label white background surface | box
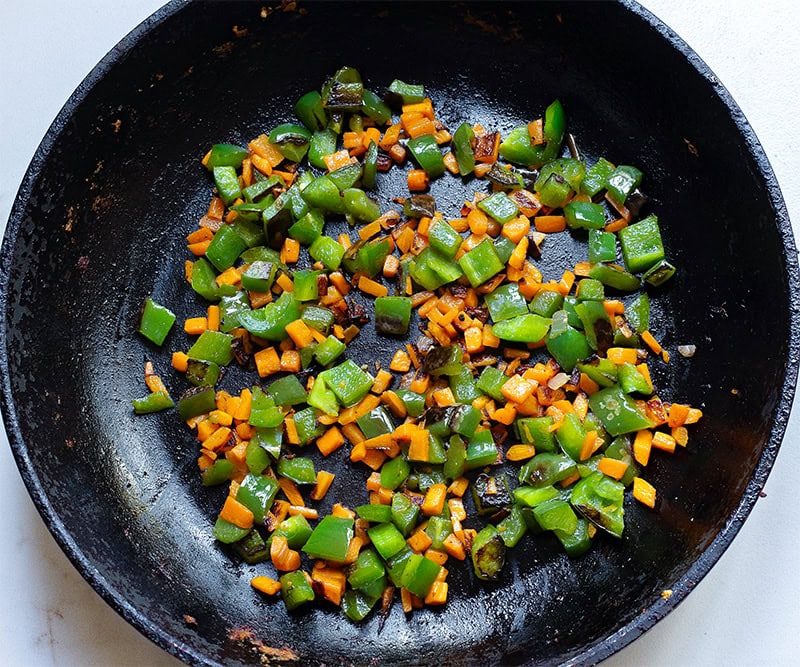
[0,1,798,665]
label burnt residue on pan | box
[0,2,797,666]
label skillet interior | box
[1,1,797,665]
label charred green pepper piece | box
[519,452,578,487]
[321,66,364,111]
[571,471,625,537]
[177,386,216,420]
[472,473,512,518]
[471,525,506,581]
[422,344,463,376]
[375,296,412,335]
[185,358,220,387]
[295,90,328,132]
[232,529,271,564]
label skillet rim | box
[0,1,797,665]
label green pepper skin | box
[236,474,280,525]
[238,292,301,341]
[492,313,552,343]
[132,391,174,414]
[138,298,176,346]
[471,525,506,581]
[206,143,249,170]
[588,385,654,436]
[452,122,476,176]
[618,215,665,274]
[302,516,354,562]
[571,471,625,537]
[407,134,445,178]
[280,571,316,611]
[295,90,328,132]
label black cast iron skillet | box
[1,1,797,665]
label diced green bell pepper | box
[138,298,176,346]
[236,474,279,525]
[452,122,475,176]
[388,79,424,104]
[564,201,605,230]
[212,165,241,205]
[280,570,316,611]
[588,229,617,263]
[238,292,301,341]
[309,236,345,270]
[492,313,552,343]
[206,143,249,170]
[458,239,505,287]
[323,360,374,407]
[477,192,519,224]
[606,165,643,205]
[485,283,528,322]
[295,90,328,132]
[187,330,233,366]
[471,525,506,581]
[407,134,445,178]
[588,384,654,436]
[618,214,664,274]
[571,471,625,537]
[302,515,354,562]
[314,335,346,366]
[132,391,174,414]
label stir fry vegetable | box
[135,67,702,620]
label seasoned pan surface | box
[1,1,797,665]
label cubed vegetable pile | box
[135,67,702,621]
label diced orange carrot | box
[171,351,189,372]
[285,319,315,348]
[250,576,282,595]
[597,457,629,480]
[633,477,657,508]
[358,275,389,298]
[421,483,447,516]
[606,347,639,365]
[184,317,208,335]
[633,429,653,466]
[278,477,305,507]
[407,530,433,553]
[506,444,536,462]
[534,215,567,233]
[448,477,469,498]
[219,496,254,529]
[270,535,301,571]
[652,431,677,453]
[501,374,536,404]
[316,426,345,456]
[407,169,430,192]
[424,581,448,606]
[254,346,281,377]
